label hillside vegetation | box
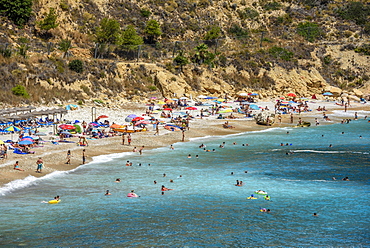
[0,0,369,106]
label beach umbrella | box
[157,101,166,104]
[185,107,197,110]
[205,96,217,99]
[89,122,100,127]
[249,104,260,110]
[218,109,233,113]
[59,124,75,130]
[73,124,82,133]
[179,97,188,100]
[249,93,258,96]
[110,124,124,129]
[134,120,150,126]
[98,115,108,119]
[4,126,21,132]
[287,93,297,97]
[163,108,173,111]
[217,99,226,102]
[22,136,34,140]
[238,92,248,97]
[21,138,34,142]
[279,97,285,100]
[19,140,33,145]
[197,95,207,99]
[132,117,144,122]
[323,92,333,96]
[0,140,4,145]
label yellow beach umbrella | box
[157,101,166,104]
[217,99,226,102]
[0,140,4,145]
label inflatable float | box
[48,200,61,204]
[255,190,268,195]
[127,193,139,198]
[247,196,257,199]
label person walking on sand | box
[36,157,43,173]
[14,161,24,171]
[122,133,126,145]
[66,150,71,164]
[127,133,132,146]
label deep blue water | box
[0,119,369,247]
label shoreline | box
[0,101,369,192]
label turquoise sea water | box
[0,119,369,247]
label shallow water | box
[0,119,369,247]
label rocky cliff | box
[0,0,369,106]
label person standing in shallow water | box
[82,149,86,164]
[66,150,71,164]
[36,157,43,173]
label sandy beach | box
[0,99,368,188]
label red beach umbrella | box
[185,107,197,110]
[98,115,109,119]
[132,117,144,122]
[287,93,297,97]
[163,108,173,111]
[59,124,75,130]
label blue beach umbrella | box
[19,140,33,145]
[249,104,260,110]
[4,126,21,132]
[323,92,333,96]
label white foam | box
[89,152,136,164]
[0,170,73,196]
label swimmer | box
[212,149,216,152]
[196,155,199,158]
[170,145,174,150]
[188,154,191,158]
[170,179,174,183]
[313,213,318,216]
[235,180,240,186]
[329,144,332,147]
[266,209,271,213]
[154,180,157,184]
[332,177,336,180]
[115,178,121,182]
[244,171,248,173]
[219,145,224,148]
[231,172,234,175]
[342,177,349,181]
[239,180,243,186]
[161,185,173,191]
[125,161,130,166]
[264,195,270,200]
[105,190,111,195]
[163,173,166,177]
[233,142,237,145]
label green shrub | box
[228,24,249,38]
[37,8,59,31]
[238,7,259,20]
[60,0,69,11]
[148,85,157,91]
[297,21,322,42]
[204,25,221,40]
[323,55,332,65]
[337,2,369,26]
[140,9,151,17]
[12,85,29,98]
[0,0,33,26]
[268,46,293,61]
[354,44,370,55]
[68,59,84,73]
[0,47,12,58]
[263,1,281,11]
